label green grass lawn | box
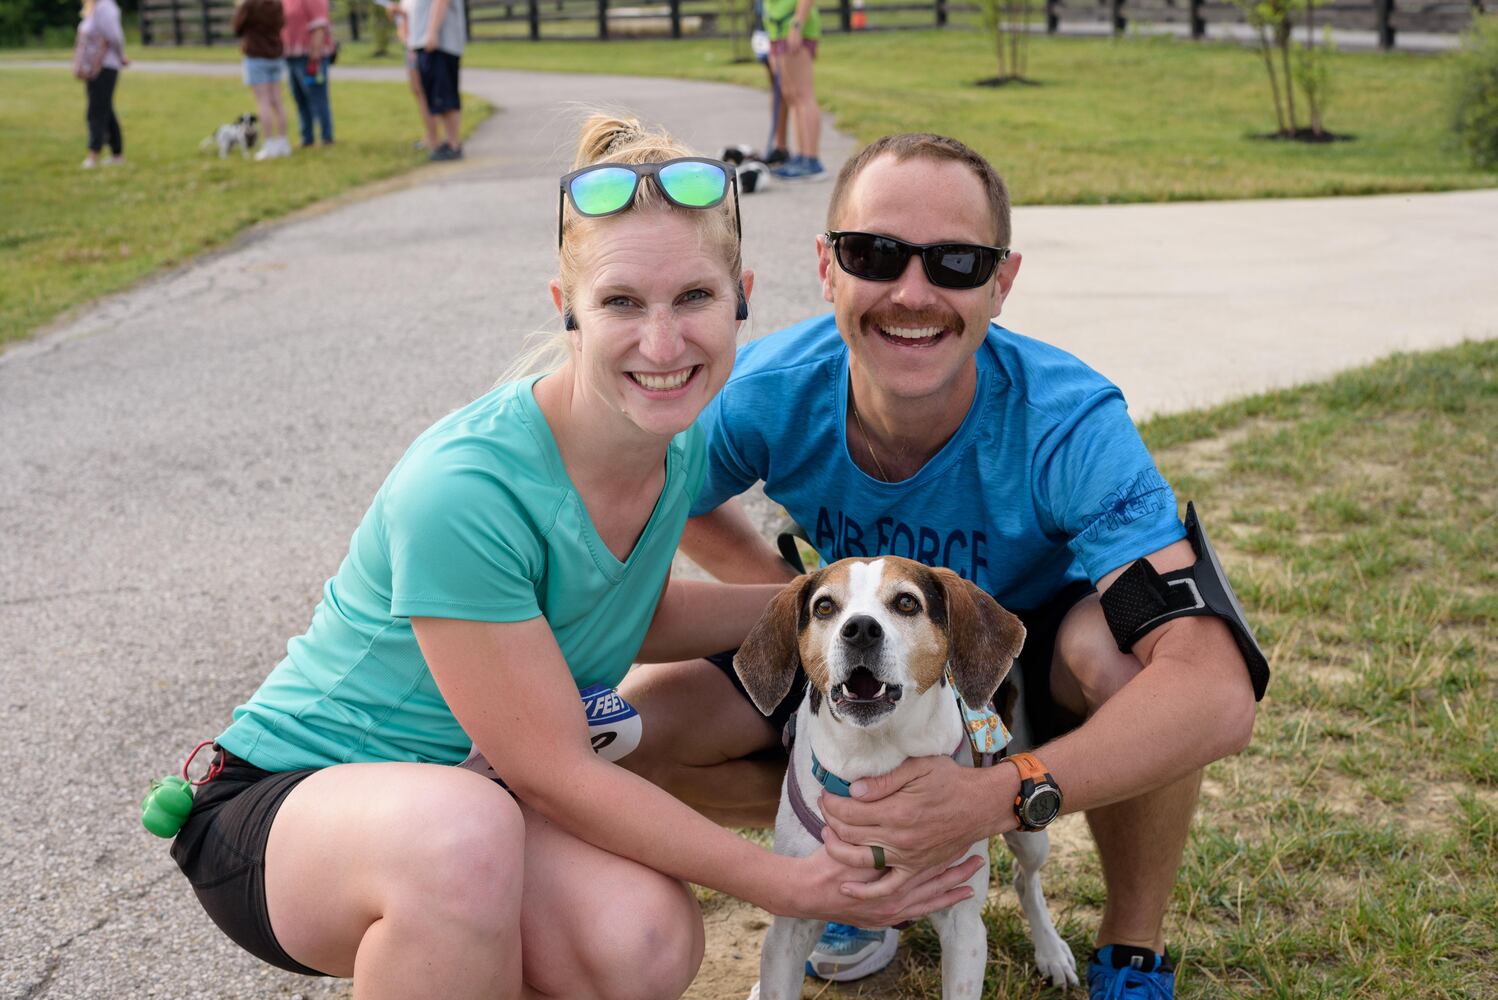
[0,68,489,345]
[696,341,1496,999]
[3,30,1493,342]
[11,28,1496,206]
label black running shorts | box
[169,750,326,977]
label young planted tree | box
[977,0,1037,85]
[1238,0,1335,139]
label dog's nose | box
[840,614,883,650]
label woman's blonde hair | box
[498,112,742,384]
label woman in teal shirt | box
[168,114,980,998]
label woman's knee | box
[387,775,528,931]
[582,873,702,1000]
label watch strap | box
[1006,751,1051,785]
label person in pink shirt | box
[281,0,334,147]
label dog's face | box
[735,556,1025,729]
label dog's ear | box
[931,566,1026,710]
[734,571,818,717]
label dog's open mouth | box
[832,666,902,707]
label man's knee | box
[1053,596,1142,716]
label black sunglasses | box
[825,230,1010,289]
[558,157,741,247]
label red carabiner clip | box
[182,740,223,787]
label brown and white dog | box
[735,556,1079,999]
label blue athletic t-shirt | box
[691,315,1185,609]
[220,376,706,771]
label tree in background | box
[2,0,109,46]
[1238,0,1335,139]
[976,0,1037,85]
[1450,15,1498,168]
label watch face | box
[1024,786,1062,827]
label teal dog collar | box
[811,750,855,797]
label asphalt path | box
[2,61,1494,999]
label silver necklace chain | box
[850,393,892,482]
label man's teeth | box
[881,325,943,340]
[631,367,694,390]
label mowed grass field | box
[3,30,1494,342]
[15,27,1494,204]
[0,68,489,345]
[689,341,1497,999]
[441,30,1498,204]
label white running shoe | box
[806,923,900,981]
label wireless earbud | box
[564,308,577,331]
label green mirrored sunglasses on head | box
[558,157,741,247]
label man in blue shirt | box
[620,133,1260,997]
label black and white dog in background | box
[202,113,260,159]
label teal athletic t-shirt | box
[219,376,706,771]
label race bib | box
[459,683,644,781]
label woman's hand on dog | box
[788,847,984,926]
[819,754,1016,874]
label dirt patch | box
[975,76,1043,88]
[1252,128,1355,143]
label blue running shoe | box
[1088,945,1175,999]
[805,923,899,982]
[771,155,811,179]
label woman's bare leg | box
[778,49,820,160]
[263,761,703,999]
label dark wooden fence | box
[141,0,1491,49]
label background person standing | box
[281,0,334,147]
[764,0,824,181]
[231,0,291,160]
[392,0,438,151]
[77,0,127,169]
[408,0,465,161]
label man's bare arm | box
[680,499,799,584]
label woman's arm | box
[634,576,783,663]
[413,614,983,926]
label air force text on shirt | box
[813,507,990,580]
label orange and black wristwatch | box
[1006,752,1063,831]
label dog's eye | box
[893,593,920,615]
[812,596,836,619]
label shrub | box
[1451,15,1498,169]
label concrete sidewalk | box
[1,61,1494,999]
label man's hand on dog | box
[820,754,1017,874]
[790,847,985,926]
